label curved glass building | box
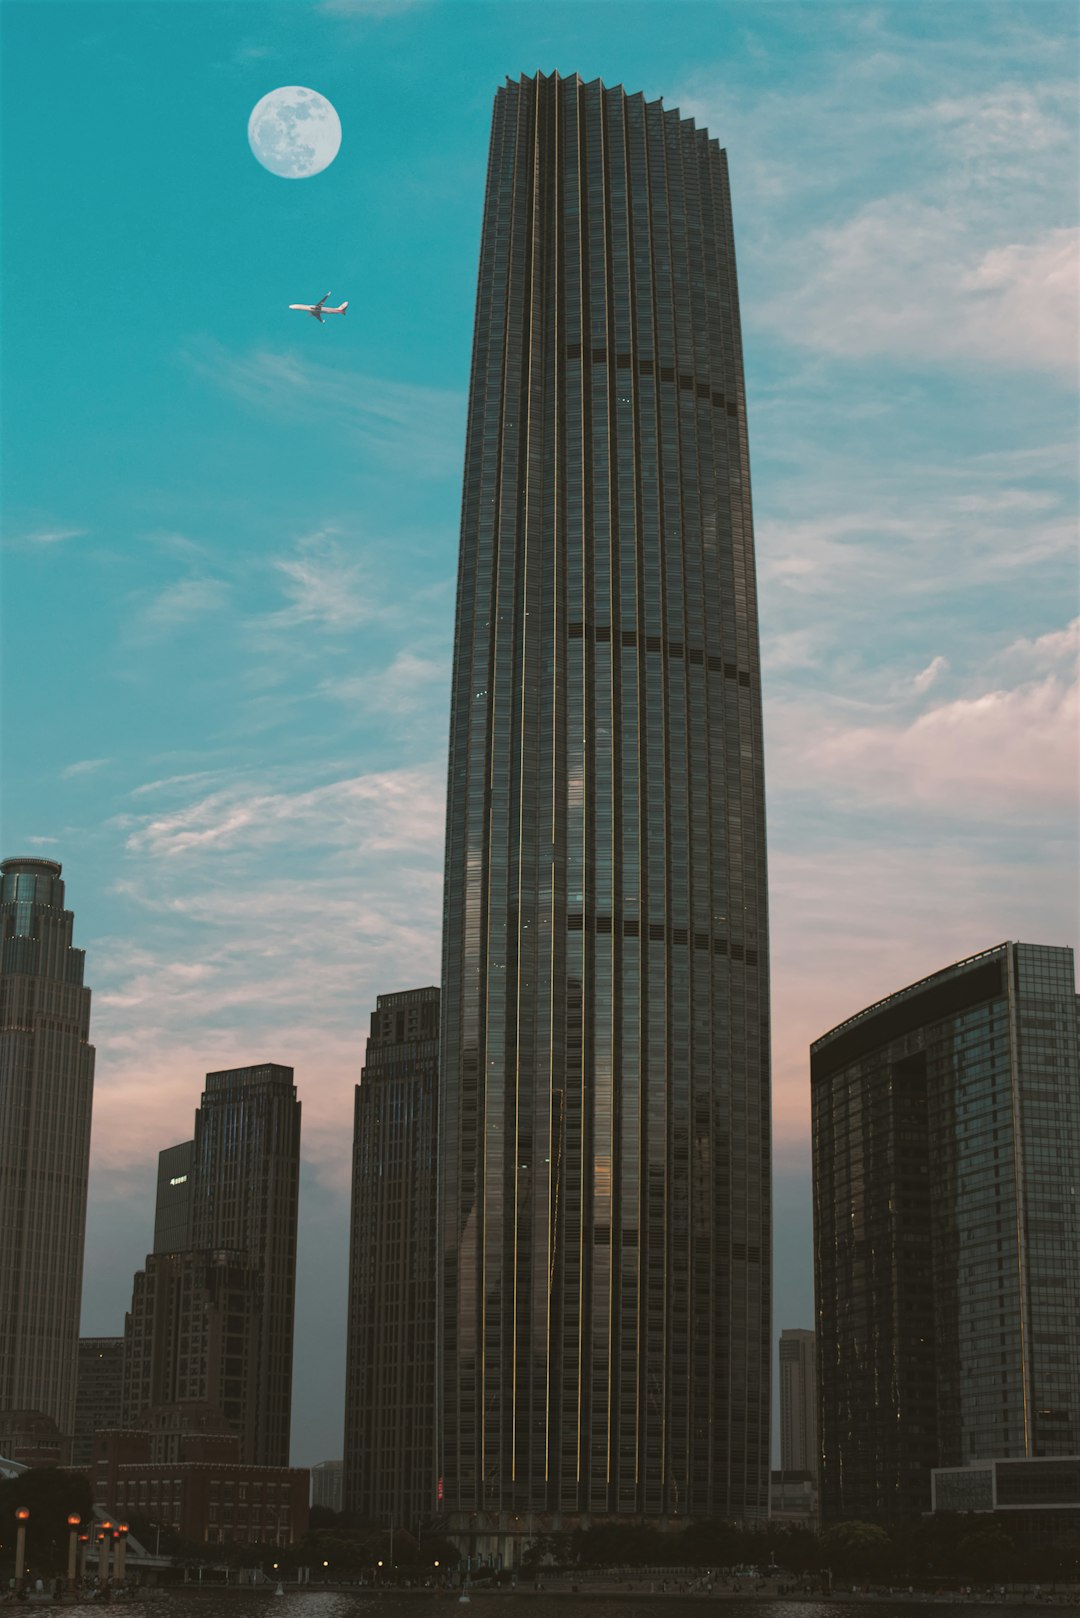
[439,71,771,1534]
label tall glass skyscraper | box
[812,942,1080,1524]
[190,1064,301,1467]
[439,72,771,1538]
[344,987,440,1528]
[0,857,96,1451]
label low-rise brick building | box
[91,1405,308,1547]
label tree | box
[819,1520,895,1580]
[956,1526,1018,1583]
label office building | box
[812,942,1080,1524]
[310,1459,344,1514]
[440,73,771,1543]
[778,1328,817,1478]
[153,1140,193,1253]
[72,1337,125,1467]
[0,1411,65,1468]
[122,1248,261,1447]
[932,1454,1080,1540]
[0,857,96,1450]
[190,1064,301,1467]
[769,1469,818,1528]
[92,1411,309,1547]
[344,988,439,1529]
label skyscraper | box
[440,73,771,1540]
[122,1247,261,1445]
[344,987,439,1528]
[812,942,1080,1524]
[122,1067,299,1469]
[72,1337,125,1468]
[153,1139,194,1253]
[778,1329,817,1478]
[190,1064,301,1467]
[0,857,96,1449]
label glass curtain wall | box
[440,71,771,1525]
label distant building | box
[0,857,96,1450]
[932,1455,1080,1543]
[310,1459,343,1514]
[190,1065,301,1467]
[153,1140,194,1254]
[122,1249,261,1449]
[344,987,439,1529]
[779,1329,817,1478]
[92,1408,309,1547]
[769,1469,819,1529]
[812,942,1080,1524]
[0,1410,66,1468]
[932,1453,1080,1515]
[73,1338,125,1467]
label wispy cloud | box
[138,577,231,629]
[768,632,1077,822]
[89,761,446,1201]
[910,655,949,695]
[321,647,448,716]
[62,758,112,779]
[186,342,464,477]
[124,763,443,860]
[764,211,1077,378]
[317,0,426,16]
[10,525,87,546]
[263,529,376,633]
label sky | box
[2,0,1077,1471]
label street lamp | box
[322,1560,329,1583]
[78,1534,90,1586]
[14,1508,30,1596]
[97,1528,110,1590]
[114,1523,129,1587]
[66,1515,82,1599]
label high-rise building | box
[440,73,771,1542]
[812,942,1080,1524]
[778,1329,817,1478]
[190,1065,301,1467]
[344,988,439,1529]
[153,1139,194,1253]
[310,1459,344,1515]
[0,857,96,1449]
[72,1337,125,1467]
[121,1248,261,1446]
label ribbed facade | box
[778,1328,817,1478]
[0,857,96,1447]
[191,1064,301,1466]
[812,942,1080,1523]
[439,71,771,1526]
[344,987,439,1528]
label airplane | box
[288,292,348,323]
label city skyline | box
[2,0,1077,1469]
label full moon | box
[247,86,341,179]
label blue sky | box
[3,0,1077,1470]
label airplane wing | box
[312,309,324,322]
[313,292,331,311]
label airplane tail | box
[340,301,348,314]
